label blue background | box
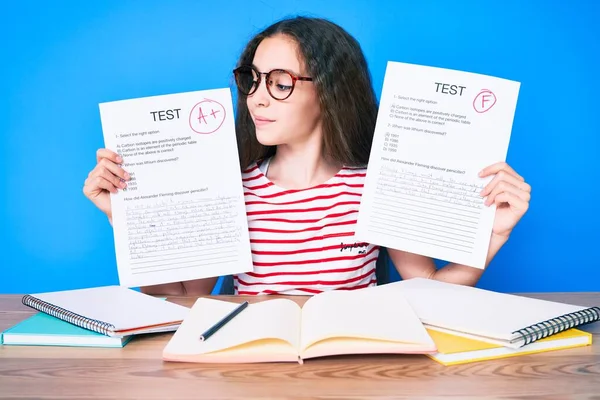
[1,1,598,294]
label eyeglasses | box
[233,65,313,101]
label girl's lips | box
[254,117,275,126]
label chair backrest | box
[375,246,390,285]
[218,273,235,295]
[218,247,391,295]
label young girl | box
[83,17,531,296]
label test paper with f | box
[356,62,520,268]
[99,88,253,287]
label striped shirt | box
[234,159,379,295]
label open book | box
[380,278,600,348]
[162,287,437,363]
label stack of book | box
[161,278,598,365]
[2,278,598,366]
[1,285,190,348]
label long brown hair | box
[234,16,379,170]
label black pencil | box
[199,301,249,341]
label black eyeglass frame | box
[233,65,313,100]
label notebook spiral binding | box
[512,306,600,346]
[21,295,116,336]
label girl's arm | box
[386,162,529,286]
[387,232,509,286]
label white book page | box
[356,62,520,268]
[299,287,434,352]
[99,88,253,287]
[163,298,301,356]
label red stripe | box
[294,279,377,293]
[246,201,360,216]
[250,231,355,244]
[335,173,366,178]
[244,257,378,278]
[243,182,275,190]
[334,279,378,290]
[251,210,357,224]
[235,278,377,295]
[242,174,262,182]
[289,288,322,294]
[252,246,378,267]
[235,268,375,287]
[244,182,364,199]
[249,219,356,234]
[245,191,361,206]
[243,164,259,174]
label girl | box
[83,17,531,296]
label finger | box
[484,180,530,206]
[479,162,524,181]
[86,163,126,190]
[97,165,128,189]
[96,148,123,165]
[494,191,529,214]
[85,176,119,195]
[95,176,120,194]
[83,175,116,195]
[480,170,531,197]
[98,157,130,181]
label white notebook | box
[378,278,600,348]
[22,286,190,337]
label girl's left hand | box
[479,162,531,238]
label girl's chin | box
[255,131,282,147]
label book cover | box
[1,312,132,348]
[426,328,592,366]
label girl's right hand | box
[83,149,130,221]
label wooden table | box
[1,293,599,399]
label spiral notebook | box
[378,278,600,348]
[21,285,190,337]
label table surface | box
[1,292,599,399]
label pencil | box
[199,301,249,341]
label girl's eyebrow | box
[251,63,302,76]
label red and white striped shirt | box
[234,159,379,295]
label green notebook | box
[1,312,132,348]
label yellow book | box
[426,328,592,366]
